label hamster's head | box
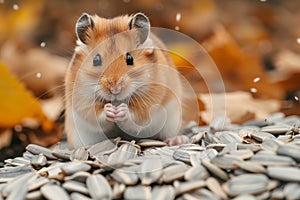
[72,13,161,108]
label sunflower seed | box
[232,194,257,200]
[124,185,151,200]
[23,151,35,160]
[70,192,92,200]
[111,168,139,185]
[162,164,188,183]
[62,180,89,195]
[267,166,300,181]
[237,144,261,152]
[52,149,72,160]
[6,183,27,200]
[198,149,218,161]
[0,165,33,182]
[137,139,167,147]
[283,183,300,200]
[190,132,205,144]
[184,165,209,181]
[139,158,163,185]
[26,190,42,200]
[64,171,91,183]
[4,157,31,166]
[26,144,56,159]
[209,116,231,132]
[229,149,254,160]
[250,131,275,142]
[88,139,118,159]
[112,183,126,199]
[61,162,91,176]
[255,191,270,200]
[70,147,89,161]
[261,139,281,152]
[151,185,175,200]
[211,155,242,169]
[174,180,206,195]
[261,125,291,135]
[215,131,243,144]
[39,162,64,180]
[28,176,49,191]
[86,174,112,200]
[2,172,37,197]
[107,143,139,166]
[206,177,227,199]
[201,159,228,181]
[276,144,300,162]
[206,144,226,152]
[233,161,266,174]
[189,188,220,200]
[277,134,293,143]
[41,184,70,200]
[173,148,191,163]
[270,187,284,199]
[251,152,296,166]
[222,174,269,197]
[31,154,47,167]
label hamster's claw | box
[104,103,116,122]
[104,103,129,122]
[165,135,189,146]
[114,103,129,122]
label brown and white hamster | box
[65,13,190,149]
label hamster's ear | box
[76,13,94,44]
[129,13,150,44]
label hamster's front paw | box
[165,135,189,146]
[104,103,129,122]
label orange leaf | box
[0,63,52,131]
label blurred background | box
[0,0,299,162]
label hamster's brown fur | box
[65,13,189,148]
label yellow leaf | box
[0,63,52,131]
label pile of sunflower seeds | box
[0,113,299,200]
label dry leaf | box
[0,63,53,131]
[199,91,280,124]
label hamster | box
[65,13,191,149]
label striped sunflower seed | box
[206,177,227,199]
[250,152,296,166]
[62,181,89,195]
[64,171,91,183]
[124,186,151,200]
[162,164,188,183]
[86,174,112,200]
[61,162,91,176]
[267,166,300,182]
[41,184,70,200]
[276,144,300,162]
[151,185,175,200]
[26,190,42,200]
[201,159,228,181]
[70,147,89,161]
[139,158,163,185]
[222,174,269,197]
[174,180,206,195]
[110,168,139,185]
[184,165,209,181]
[283,183,300,200]
[26,144,56,159]
[211,155,242,170]
[31,154,47,167]
[70,192,92,200]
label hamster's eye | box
[93,54,102,67]
[126,53,134,66]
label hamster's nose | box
[110,85,121,94]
